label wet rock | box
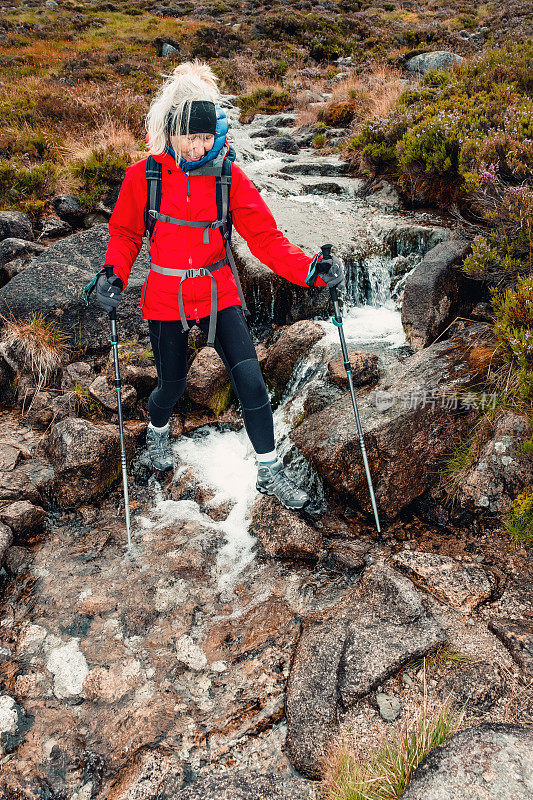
[266,134,300,155]
[278,157,350,177]
[250,495,322,562]
[457,411,533,514]
[376,692,401,722]
[263,320,325,397]
[42,417,135,507]
[186,347,232,415]
[488,618,533,674]
[23,390,77,431]
[292,321,494,519]
[366,180,402,211]
[46,638,89,700]
[52,194,85,226]
[0,695,30,755]
[4,545,31,574]
[401,237,479,349]
[0,521,13,566]
[61,360,96,391]
[174,771,315,799]
[327,351,379,388]
[39,216,73,239]
[441,662,505,712]
[106,748,183,800]
[302,382,344,417]
[400,724,533,800]
[0,224,149,350]
[392,550,495,613]
[0,500,45,536]
[406,51,464,74]
[0,211,34,242]
[0,238,44,284]
[286,564,445,778]
[323,539,368,574]
[89,374,137,412]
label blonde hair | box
[145,59,220,159]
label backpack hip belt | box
[150,258,228,346]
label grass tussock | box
[405,645,476,675]
[504,491,533,543]
[318,689,465,800]
[0,312,69,392]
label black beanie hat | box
[167,100,217,137]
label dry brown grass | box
[0,312,69,395]
[294,64,409,132]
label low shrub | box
[236,86,292,123]
[490,275,533,403]
[504,491,533,543]
[68,144,130,210]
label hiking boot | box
[146,425,174,472]
[256,459,309,510]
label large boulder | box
[0,211,34,242]
[406,51,464,74]
[401,237,481,349]
[401,724,533,800]
[42,417,135,507]
[456,410,533,513]
[186,347,232,416]
[286,564,445,778]
[0,225,149,351]
[0,239,45,286]
[292,321,495,519]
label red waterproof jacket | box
[104,147,325,321]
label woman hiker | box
[94,60,345,511]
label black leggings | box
[148,305,275,454]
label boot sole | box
[256,483,309,511]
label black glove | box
[95,270,123,313]
[316,252,345,291]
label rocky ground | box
[0,97,531,800]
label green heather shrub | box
[312,133,327,149]
[0,159,56,217]
[504,491,533,543]
[237,87,292,123]
[69,145,130,210]
[463,185,533,277]
[344,42,533,208]
[490,275,533,403]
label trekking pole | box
[321,245,382,535]
[105,268,132,549]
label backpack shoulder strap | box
[216,153,233,240]
[145,156,162,240]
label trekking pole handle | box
[320,244,342,319]
[105,265,117,321]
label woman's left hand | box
[316,252,346,291]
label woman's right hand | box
[95,269,123,313]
